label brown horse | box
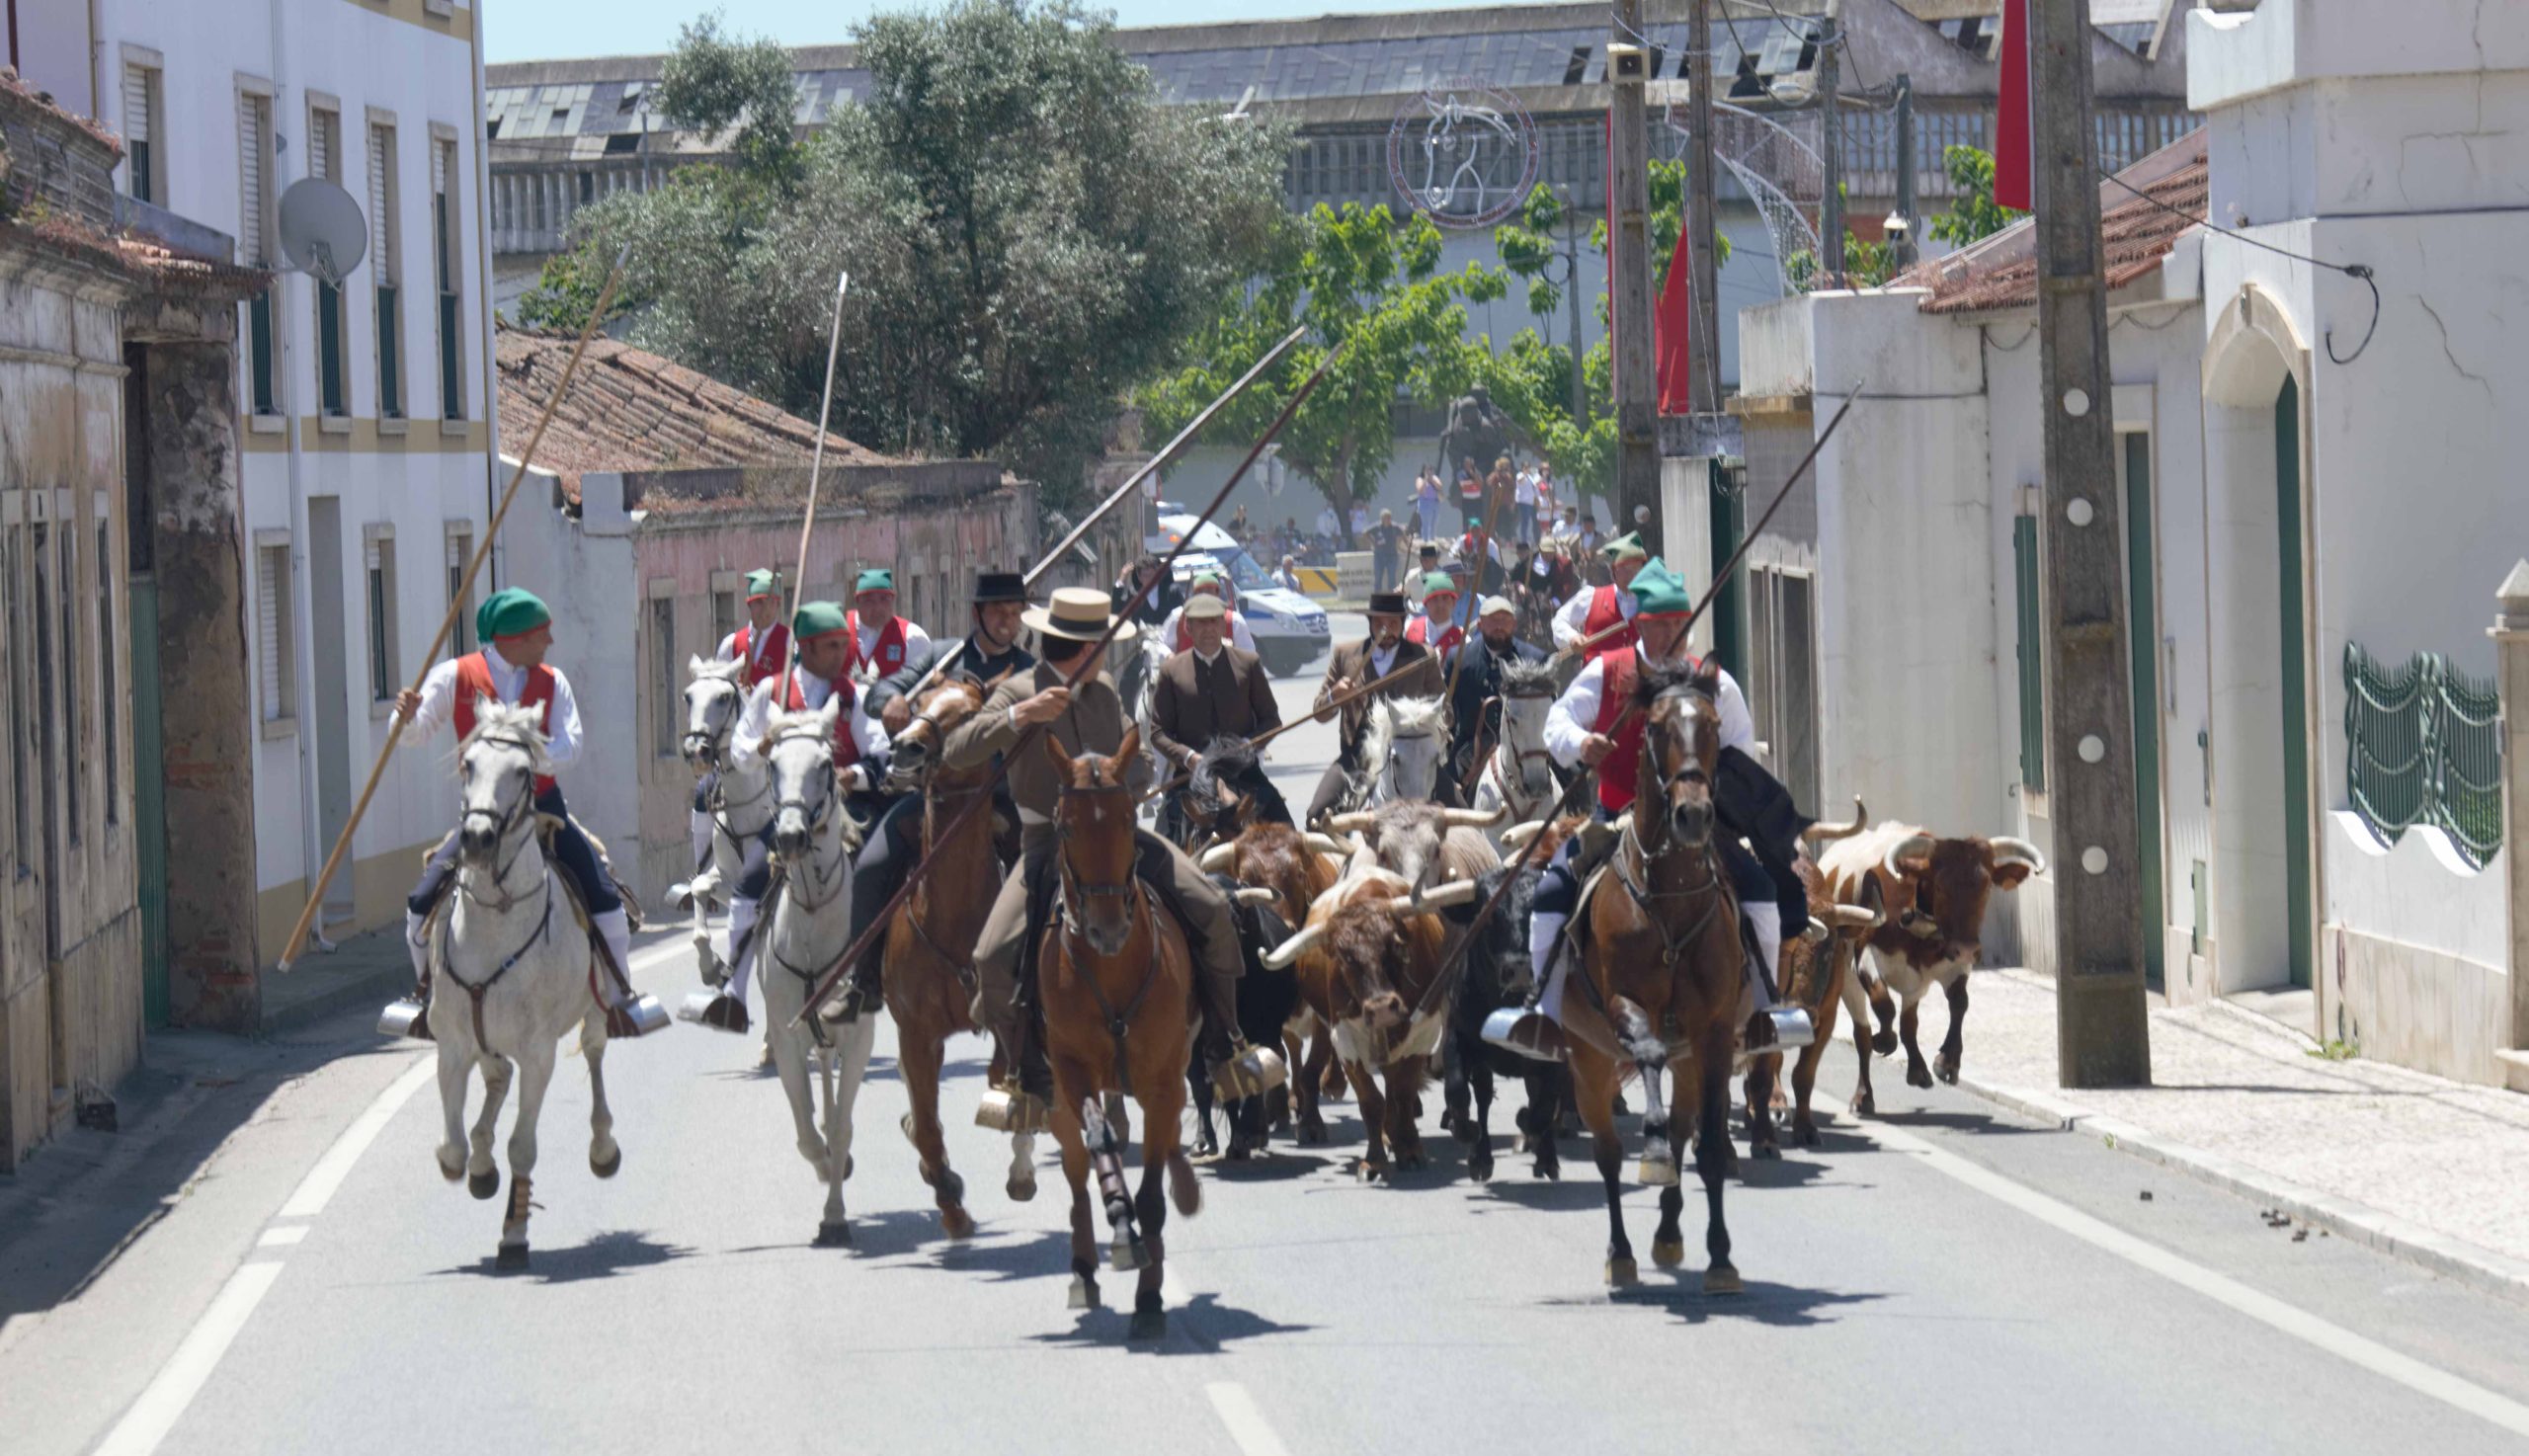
[879,676,1018,1238]
[1568,659,1748,1292]
[1040,726,1201,1339]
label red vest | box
[1172,610,1246,654]
[1406,615,1463,657]
[1582,584,1636,659]
[845,612,910,677]
[730,622,790,688]
[1591,649,1705,814]
[780,669,863,769]
[452,652,559,794]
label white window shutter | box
[122,66,151,143]
[258,545,284,719]
[239,96,267,264]
[432,137,449,198]
[367,125,392,278]
[310,110,331,182]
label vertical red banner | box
[1995,0,2033,210]
[1654,208,1695,416]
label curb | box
[1953,1071,2529,1311]
[259,953,410,1038]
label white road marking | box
[255,1225,309,1248]
[1205,1381,1294,1456]
[1859,1118,2529,1439]
[90,1261,285,1456]
[278,1056,436,1219]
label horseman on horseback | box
[678,568,789,904]
[1154,571,1260,658]
[842,568,931,686]
[1444,594,1551,809]
[939,588,1249,1108]
[1301,590,1444,826]
[1147,592,1282,847]
[385,587,663,1040]
[688,600,892,1035]
[1488,559,1812,1060]
[1550,529,1649,659]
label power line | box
[2094,167,2380,364]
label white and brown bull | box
[1814,822,2044,1108]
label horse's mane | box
[463,697,556,773]
[1189,734,1291,827]
[764,699,837,748]
[1499,657,1559,696]
[688,654,748,687]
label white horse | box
[428,700,621,1271]
[756,699,879,1247]
[1466,657,1563,850]
[672,656,774,986]
[1359,694,1449,808]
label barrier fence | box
[2343,641,2503,869]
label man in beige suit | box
[941,588,1245,1097]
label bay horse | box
[879,675,1034,1234]
[428,700,623,1271]
[1040,727,1202,1339]
[1568,659,1748,1292]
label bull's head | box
[1878,832,2044,965]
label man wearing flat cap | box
[1149,592,1282,845]
[1303,589,1445,825]
[1443,594,1550,802]
[1552,529,1648,659]
[844,567,931,684]
[385,587,663,1039]
[940,588,1248,1098]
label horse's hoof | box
[936,1169,966,1207]
[1791,1121,1821,1148]
[468,1169,500,1201]
[1128,1300,1167,1342]
[1008,1173,1038,1203]
[939,1205,976,1241]
[1851,1090,1876,1117]
[1935,1056,1960,1086]
[1703,1263,1744,1296]
[1193,1132,1220,1161]
[495,1244,530,1272]
[1907,1063,1935,1090]
[1605,1255,1639,1288]
[1396,1151,1428,1172]
[1467,1150,1494,1183]
[1652,1237,1686,1269]
[590,1144,622,1178]
[1068,1274,1100,1311]
[1355,1162,1387,1184]
[1872,1029,1900,1057]
[1108,1237,1146,1274]
[814,1221,853,1249]
[1533,1159,1560,1182]
[438,1149,464,1182]
[1298,1118,1329,1147]
[1750,1142,1781,1162]
[841,1153,855,1182]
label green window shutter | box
[2014,515,2045,791]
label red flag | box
[1994,0,2033,210]
[1655,211,1695,416]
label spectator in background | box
[1456,455,1486,530]
[1273,554,1303,593]
[1314,501,1341,549]
[1534,463,1557,531]
[1348,499,1370,542]
[1229,504,1252,541]
[1405,539,1442,612]
[1368,508,1407,593]
[1487,456,1516,533]
[1513,460,1538,544]
[1416,465,1443,541]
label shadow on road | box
[431,1228,696,1284]
[1030,1291,1315,1353]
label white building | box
[14,0,500,1020]
[1724,0,2529,1088]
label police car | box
[1149,513,1331,677]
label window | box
[239,91,278,414]
[710,589,738,653]
[2014,513,2046,792]
[649,597,678,759]
[432,136,463,421]
[122,63,164,204]
[367,121,402,419]
[365,527,399,702]
[5,527,30,866]
[309,104,348,417]
[447,526,475,655]
[258,539,295,724]
[57,524,79,842]
[98,521,117,823]
[1745,564,1821,814]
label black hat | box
[972,571,1027,605]
[1366,591,1409,617]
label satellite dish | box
[278,177,367,285]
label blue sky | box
[484,1,1480,63]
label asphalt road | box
[13,638,2529,1455]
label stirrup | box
[818,969,883,1026]
[1754,1006,1815,1053]
[678,991,750,1035]
[606,994,672,1038]
[1482,1007,1567,1063]
[975,1084,1051,1134]
[378,996,433,1041]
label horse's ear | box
[1043,733,1074,780]
[1116,722,1142,767]
[1694,656,1722,692]
[687,654,712,677]
[819,694,844,728]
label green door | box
[1707,460,1746,680]
[2275,377,2314,989]
[2123,434,2165,992]
[130,575,169,1025]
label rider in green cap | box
[845,567,931,682]
[1551,527,1650,657]
[386,586,664,1040]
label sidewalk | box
[1952,968,2529,1303]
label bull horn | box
[1262,923,1327,970]
[1442,805,1507,828]
[1990,836,2048,874]
[1324,812,1375,833]
[1199,843,1238,872]
[1803,796,1868,843]
[1500,819,1546,850]
[1882,833,1936,883]
[1412,879,1482,910]
[1825,903,1885,930]
[1802,918,1832,945]
[1319,853,1349,876]
[1232,885,1278,907]
[1301,832,1347,855]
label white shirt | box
[714,622,786,677]
[1551,581,1637,650]
[1514,471,1538,506]
[401,644,584,768]
[1367,641,1400,677]
[733,666,890,770]
[1158,604,1259,655]
[851,616,933,681]
[1271,567,1302,591]
[1545,647,1754,768]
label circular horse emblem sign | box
[1387,80,1540,230]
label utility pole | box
[1686,0,1721,417]
[1558,183,1586,428]
[1891,72,1917,271]
[2031,0,2151,1088]
[1606,2,1659,537]
[1818,10,1843,286]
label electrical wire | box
[2096,167,2380,364]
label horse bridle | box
[768,724,850,912]
[458,735,552,914]
[1054,778,1164,1097]
[1610,684,1726,972]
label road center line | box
[278,1056,436,1220]
[90,1260,285,1456]
[1857,1118,2529,1438]
[1205,1381,1294,1456]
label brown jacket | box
[1149,645,1280,770]
[941,658,1140,831]
[1312,637,1442,752]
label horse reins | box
[436,868,556,1058]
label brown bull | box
[1197,820,1344,1153]
[1814,822,2045,1106]
[1748,860,1885,1150]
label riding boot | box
[1483,910,1568,1061]
[592,909,667,1037]
[379,909,437,1041]
[1739,902,1813,1051]
[692,895,758,1034]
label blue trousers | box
[409,785,622,918]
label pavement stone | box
[1950,967,2529,1302]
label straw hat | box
[1023,586,1139,644]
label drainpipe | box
[469,0,503,590]
[271,0,331,956]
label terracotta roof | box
[1907,128,2207,316]
[494,321,892,480]
[113,233,268,295]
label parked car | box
[1149,513,1331,676]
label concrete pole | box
[2492,561,2529,1070]
[1819,12,1843,286]
[1607,1,1660,538]
[1893,73,1917,271]
[1686,0,1721,416]
[2032,0,2150,1088]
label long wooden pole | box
[278,250,631,971]
[1140,653,1443,805]
[775,271,851,663]
[792,343,1346,1025]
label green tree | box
[656,11,805,190]
[518,0,1287,506]
[1927,144,2025,247]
